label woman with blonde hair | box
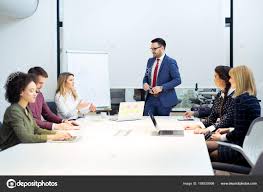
[55,72,96,119]
[207,65,261,163]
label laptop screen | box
[117,101,145,121]
[148,112,157,127]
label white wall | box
[234,0,263,111]
[0,0,57,120]
[62,0,226,89]
[223,0,230,66]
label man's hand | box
[143,83,150,91]
[152,86,162,94]
[64,120,80,126]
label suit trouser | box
[143,95,172,116]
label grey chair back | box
[243,117,263,166]
[250,152,263,175]
[212,117,263,174]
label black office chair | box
[133,89,145,101]
[212,117,263,175]
[110,89,125,115]
[46,101,57,115]
[212,162,251,175]
[213,152,263,175]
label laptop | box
[149,112,184,136]
[110,101,145,122]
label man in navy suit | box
[143,38,181,116]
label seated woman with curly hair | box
[0,72,72,151]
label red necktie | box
[152,58,160,87]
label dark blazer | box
[203,91,235,129]
[143,55,181,107]
[226,92,261,146]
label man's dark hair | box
[151,38,166,49]
[28,66,48,78]
[5,72,35,104]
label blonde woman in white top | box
[55,72,96,119]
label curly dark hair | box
[4,72,35,104]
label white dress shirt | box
[151,53,165,86]
[55,92,88,119]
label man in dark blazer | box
[143,38,181,116]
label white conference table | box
[0,116,213,175]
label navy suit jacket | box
[143,55,181,107]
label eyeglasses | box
[150,46,161,51]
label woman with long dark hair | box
[185,65,235,134]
